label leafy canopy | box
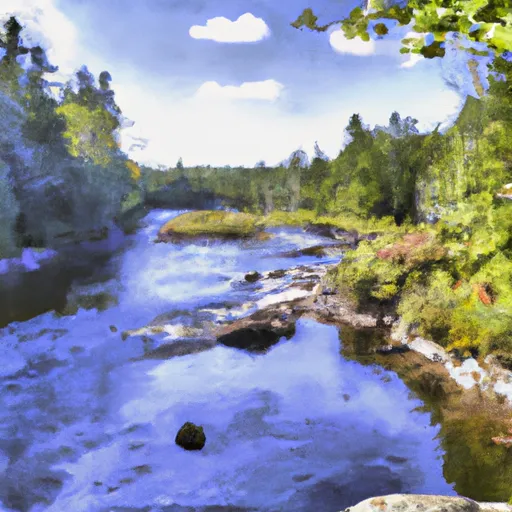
[292,1,512,60]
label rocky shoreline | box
[118,254,512,506]
[121,258,512,417]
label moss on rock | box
[158,210,262,241]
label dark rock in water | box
[304,223,338,239]
[385,455,408,464]
[218,327,292,352]
[216,302,301,353]
[376,344,410,355]
[322,287,336,296]
[136,338,216,360]
[175,422,206,451]
[304,223,361,245]
[268,269,287,279]
[244,271,262,283]
[109,325,118,333]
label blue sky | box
[1,0,469,167]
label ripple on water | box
[37,319,453,512]
[0,211,453,511]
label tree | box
[292,1,512,86]
[58,67,123,165]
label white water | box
[0,210,454,512]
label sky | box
[0,0,480,168]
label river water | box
[0,210,456,512]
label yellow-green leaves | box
[56,103,118,166]
[293,0,511,63]
[126,159,141,181]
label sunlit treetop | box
[292,0,512,60]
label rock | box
[215,302,302,353]
[276,244,346,259]
[175,422,206,451]
[376,344,410,355]
[245,271,262,283]
[306,294,379,329]
[343,494,481,512]
[134,339,216,360]
[491,435,512,447]
[268,269,287,279]
[109,325,118,333]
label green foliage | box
[56,103,119,166]
[292,0,512,77]
[0,17,135,256]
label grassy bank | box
[333,194,512,364]
[261,209,410,234]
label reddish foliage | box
[452,280,463,291]
[473,283,493,305]
[376,233,444,266]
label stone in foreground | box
[343,494,512,512]
[175,422,206,451]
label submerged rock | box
[268,269,287,279]
[245,271,262,283]
[175,422,206,451]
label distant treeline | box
[142,78,511,226]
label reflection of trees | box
[338,325,512,502]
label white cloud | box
[329,31,376,56]
[114,67,461,170]
[195,80,284,101]
[401,53,423,68]
[189,13,270,43]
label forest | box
[1,4,511,362]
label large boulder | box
[343,495,484,512]
[215,302,302,353]
[175,422,206,451]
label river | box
[0,209,458,511]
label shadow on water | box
[0,246,122,328]
[338,324,512,503]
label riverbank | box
[120,246,512,501]
[2,208,512,508]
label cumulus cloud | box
[329,31,376,56]
[189,13,270,43]
[401,53,423,68]
[195,79,284,101]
